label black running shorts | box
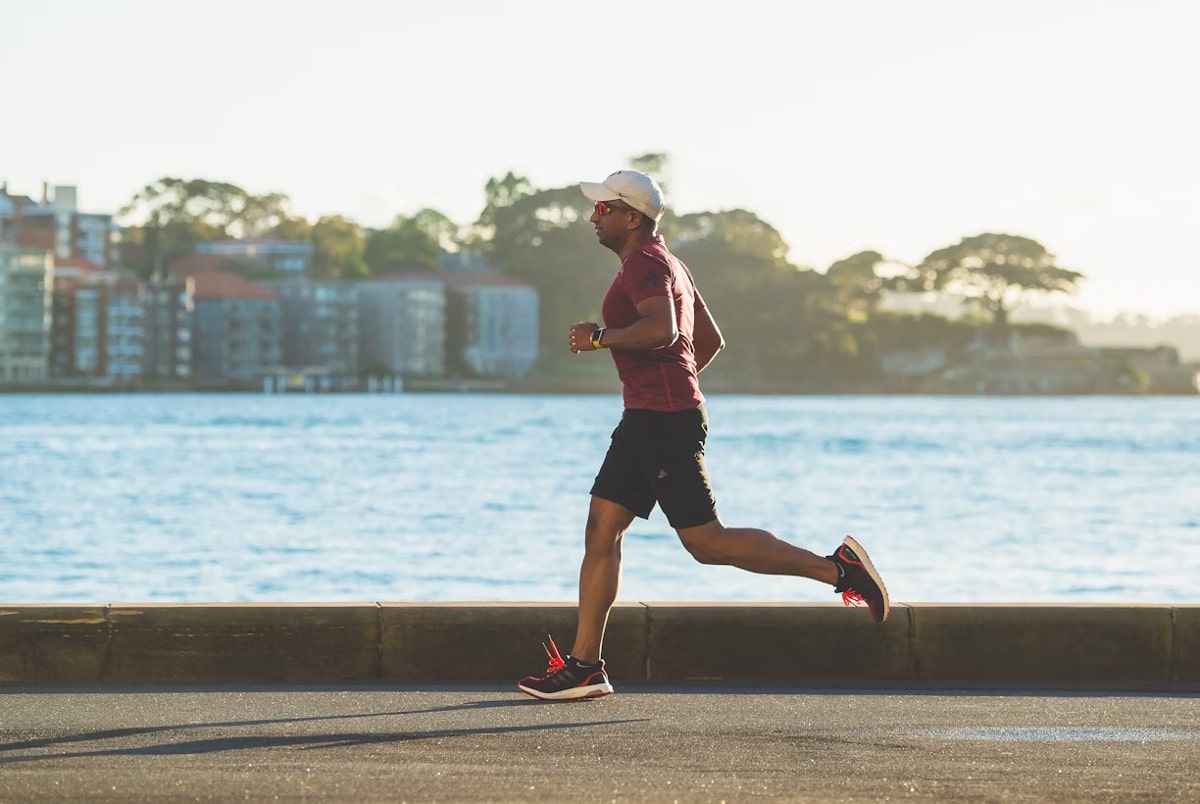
[590,406,718,530]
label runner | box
[518,170,889,701]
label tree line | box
[117,154,1085,389]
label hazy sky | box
[2,0,1197,318]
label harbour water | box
[1,393,1197,605]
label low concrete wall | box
[1,603,1198,688]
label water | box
[1,393,1197,605]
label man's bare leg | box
[675,519,839,584]
[571,496,636,664]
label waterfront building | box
[142,278,195,382]
[443,272,538,377]
[262,278,359,381]
[195,240,313,277]
[0,246,53,383]
[357,276,446,376]
[0,184,118,268]
[189,270,281,387]
[49,257,144,384]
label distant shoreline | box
[2,379,1196,396]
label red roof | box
[53,256,107,275]
[190,269,278,301]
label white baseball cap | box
[580,170,665,221]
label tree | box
[908,234,1084,333]
[311,216,368,280]
[269,215,311,242]
[118,177,295,279]
[482,183,612,364]
[363,212,445,275]
[669,209,871,388]
[410,208,463,253]
[826,250,887,320]
[469,172,536,247]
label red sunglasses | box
[594,200,634,217]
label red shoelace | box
[540,636,567,674]
[840,589,866,608]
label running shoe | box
[829,535,890,623]
[517,636,614,700]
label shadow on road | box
[0,697,644,764]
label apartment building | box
[49,257,144,383]
[189,270,281,386]
[196,240,313,276]
[263,278,359,378]
[0,246,53,383]
[142,278,195,382]
[443,272,538,377]
[357,276,446,376]
[0,184,117,268]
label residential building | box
[142,278,195,381]
[0,184,117,268]
[437,249,491,273]
[357,276,446,376]
[189,270,281,386]
[918,331,1138,394]
[1099,345,1200,395]
[49,257,144,383]
[262,278,359,379]
[443,272,538,377]
[195,240,313,277]
[0,246,53,383]
[167,253,239,279]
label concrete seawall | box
[2,603,1198,689]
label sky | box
[2,0,1197,319]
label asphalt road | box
[1,684,1198,802]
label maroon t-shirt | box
[602,235,707,412]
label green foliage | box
[270,216,311,242]
[115,163,1103,392]
[118,177,297,279]
[909,233,1085,328]
[826,250,886,318]
[469,172,536,247]
[364,212,444,275]
[311,216,368,280]
[479,183,612,365]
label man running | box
[518,170,888,701]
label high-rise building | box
[142,278,195,382]
[50,257,144,384]
[0,184,117,268]
[0,246,53,383]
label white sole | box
[517,681,614,701]
[844,535,890,622]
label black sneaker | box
[828,535,890,623]
[517,636,614,701]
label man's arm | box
[571,295,677,352]
[693,304,725,372]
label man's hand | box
[569,321,600,353]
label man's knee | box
[677,523,726,565]
[585,498,635,550]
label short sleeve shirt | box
[602,235,707,412]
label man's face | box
[589,199,641,252]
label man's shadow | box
[0,698,646,764]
